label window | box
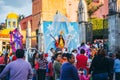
[8,21,11,27]
[13,21,16,27]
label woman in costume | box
[56,35,65,50]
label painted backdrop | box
[43,21,79,53]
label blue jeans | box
[92,73,108,80]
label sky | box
[0,0,32,23]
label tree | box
[0,25,3,30]
[85,0,103,17]
[85,0,108,39]
[0,23,6,30]
[18,15,25,23]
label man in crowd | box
[0,49,32,80]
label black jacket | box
[89,55,110,75]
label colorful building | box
[19,0,109,52]
[32,0,79,30]
[0,13,19,53]
[31,0,108,29]
[19,15,36,47]
[6,13,19,29]
[92,0,108,18]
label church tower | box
[108,0,120,53]
[78,0,88,44]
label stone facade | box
[108,0,120,53]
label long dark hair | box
[40,53,44,60]
[66,53,73,62]
[32,52,37,68]
[4,53,8,65]
[97,48,106,56]
[116,53,120,60]
[58,35,65,45]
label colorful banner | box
[43,21,79,53]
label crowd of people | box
[0,40,120,80]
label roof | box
[6,13,19,19]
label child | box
[78,68,90,80]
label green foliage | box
[0,24,5,30]
[85,0,92,5]
[90,18,103,30]
[85,0,103,16]
[88,18,108,38]
[0,25,2,30]
[18,15,25,23]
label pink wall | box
[92,0,108,18]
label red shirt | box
[48,62,53,76]
[12,55,17,61]
[76,54,88,69]
[0,56,4,64]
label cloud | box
[0,0,32,23]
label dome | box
[7,13,19,19]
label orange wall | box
[32,0,42,31]
[65,0,79,22]
[42,0,66,21]
[32,0,80,29]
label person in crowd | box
[63,47,68,53]
[9,52,17,62]
[0,49,32,80]
[47,48,55,63]
[76,49,88,71]
[53,53,62,80]
[86,42,92,47]
[103,40,108,53]
[108,53,114,80]
[60,53,68,64]
[4,53,9,65]
[9,53,13,62]
[32,52,39,80]
[47,60,54,80]
[60,53,79,80]
[91,46,97,58]
[38,53,48,80]
[93,40,98,49]
[114,52,120,80]
[78,43,91,57]
[0,54,4,64]
[78,68,90,80]
[11,52,17,61]
[72,49,77,65]
[99,41,103,49]
[89,48,110,80]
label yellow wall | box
[42,0,66,21]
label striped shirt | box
[38,58,48,69]
[0,59,32,80]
